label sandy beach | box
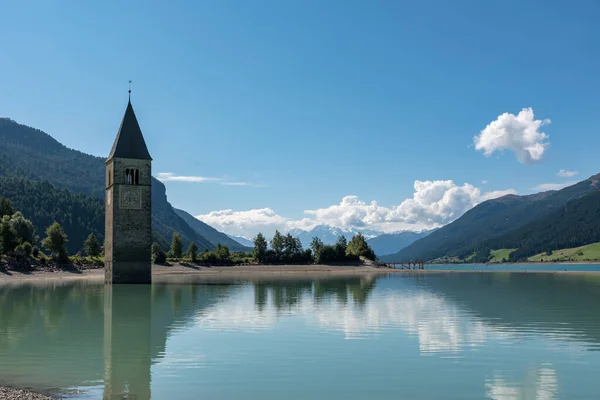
[0,264,399,283]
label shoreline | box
[0,386,53,400]
[2,262,600,283]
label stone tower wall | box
[105,157,152,284]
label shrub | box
[152,242,167,264]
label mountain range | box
[381,174,600,262]
[4,117,600,262]
[288,225,380,248]
[0,117,247,253]
[0,116,422,256]
[367,229,436,256]
[227,234,255,248]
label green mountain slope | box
[0,177,104,253]
[382,175,600,262]
[527,242,600,262]
[0,118,215,252]
[173,208,250,252]
[483,189,600,261]
[0,118,105,198]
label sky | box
[2,0,600,238]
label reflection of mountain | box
[2,273,600,398]
[0,281,237,397]
[196,275,493,346]
[413,272,600,349]
[194,273,600,351]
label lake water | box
[2,271,600,399]
[417,263,600,272]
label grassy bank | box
[527,242,600,262]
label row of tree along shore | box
[152,230,378,266]
[0,197,378,271]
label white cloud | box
[533,181,577,191]
[485,366,558,400]
[482,180,488,185]
[156,172,221,183]
[196,180,516,238]
[195,208,314,238]
[557,169,578,178]
[155,172,261,187]
[474,108,550,164]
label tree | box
[187,242,199,262]
[0,211,36,255]
[310,237,324,264]
[41,222,68,263]
[0,197,14,218]
[84,233,101,258]
[14,242,32,258]
[271,230,284,257]
[0,215,16,255]
[170,232,183,259]
[8,212,36,245]
[253,233,268,263]
[215,244,230,263]
[335,236,348,260]
[346,233,376,261]
[152,242,167,264]
[283,233,302,261]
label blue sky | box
[2,0,599,237]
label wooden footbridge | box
[383,261,426,270]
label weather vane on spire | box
[128,80,132,100]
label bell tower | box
[105,94,153,284]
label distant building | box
[105,97,153,284]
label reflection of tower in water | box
[103,285,152,400]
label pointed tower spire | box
[107,95,152,161]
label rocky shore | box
[0,387,54,400]
[0,255,103,275]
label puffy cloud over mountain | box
[197,180,515,238]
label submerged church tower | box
[105,96,153,284]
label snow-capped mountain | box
[288,225,382,248]
[226,234,255,248]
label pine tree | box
[84,233,101,258]
[0,197,14,218]
[41,222,69,263]
[187,242,198,262]
[346,233,376,261]
[271,230,284,257]
[170,232,183,259]
[252,233,268,263]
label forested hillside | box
[383,174,600,262]
[0,118,237,253]
[0,118,105,198]
[482,189,600,261]
[0,177,104,252]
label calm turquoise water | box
[409,263,600,272]
[2,271,600,399]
